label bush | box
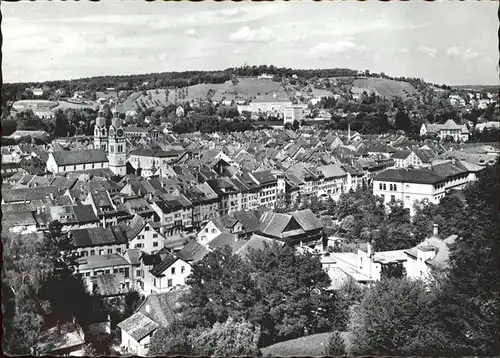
[324,331,346,356]
[192,317,261,356]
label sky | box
[2,0,498,85]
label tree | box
[149,322,194,356]
[349,278,449,356]
[292,119,300,130]
[247,243,340,345]
[395,109,411,132]
[324,331,346,356]
[436,161,500,356]
[377,201,415,251]
[192,317,261,356]
[179,246,257,329]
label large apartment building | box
[372,161,473,215]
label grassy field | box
[351,77,418,98]
[261,331,351,357]
[123,78,290,111]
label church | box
[46,112,127,176]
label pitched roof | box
[91,273,129,296]
[207,232,239,251]
[236,234,284,260]
[117,311,159,342]
[69,226,127,248]
[373,168,446,185]
[176,239,209,262]
[259,212,293,237]
[150,253,179,277]
[137,290,186,327]
[51,149,108,166]
[2,186,62,203]
[317,163,347,178]
[291,209,323,231]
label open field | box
[12,100,58,110]
[351,77,418,98]
[52,100,98,111]
[261,331,351,357]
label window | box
[108,248,113,254]
[181,266,185,274]
[382,184,387,191]
[405,184,410,189]
[405,196,410,200]
[167,279,173,287]
[90,249,95,256]
[116,248,122,254]
[212,229,216,233]
[153,278,157,287]
[381,194,385,200]
[138,235,144,240]
[118,145,123,152]
[105,269,110,274]
[81,251,88,257]
[85,272,90,277]
[136,269,141,277]
[145,226,150,231]
[153,242,158,247]
[124,268,129,278]
[171,267,175,275]
[99,249,104,255]
[110,145,114,153]
[135,243,144,249]
[153,233,158,238]
[379,183,383,190]
[391,195,395,202]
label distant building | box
[284,106,304,125]
[420,119,469,142]
[257,73,274,80]
[32,88,44,97]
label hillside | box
[351,77,419,98]
[122,78,292,112]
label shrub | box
[324,331,346,356]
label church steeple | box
[108,107,126,176]
[94,108,108,151]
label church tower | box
[108,112,126,176]
[94,111,108,151]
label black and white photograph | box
[1,0,499,356]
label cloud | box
[229,26,273,43]
[446,46,481,60]
[185,29,200,38]
[400,47,409,53]
[418,45,437,58]
[49,35,63,44]
[215,8,246,19]
[81,33,108,44]
[307,41,367,58]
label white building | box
[372,161,473,215]
[420,119,469,142]
[284,106,304,125]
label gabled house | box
[118,290,186,356]
[126,215,168,254]
[258,209,324,248]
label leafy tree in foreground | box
[149,322,194,356]
[436,161,500,356]
[192,317,261,356]
[349,278,448,356]
[179,245,257,329]
[247,243,340,345]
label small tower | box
[94,111,108,151]
[108,112,126,176]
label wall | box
[129,224,167,254]
[197,221,222,244]
[148,259,191,294]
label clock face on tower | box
[117,129,124,137]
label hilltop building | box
[420,119,469,142]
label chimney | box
[433,223,439,237]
